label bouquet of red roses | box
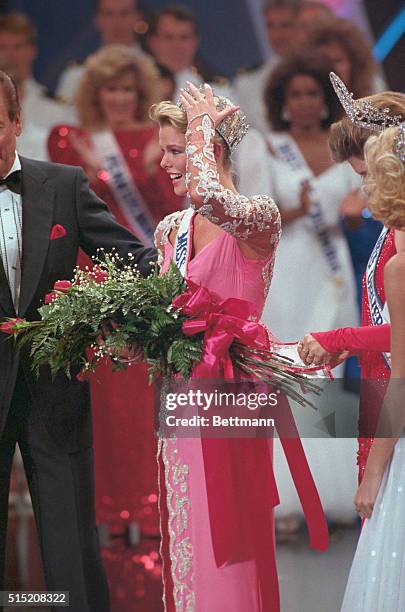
[0,253,322,405]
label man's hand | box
[298,333,349,367]
[97,321,144,363]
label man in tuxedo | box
[0,70,156,611]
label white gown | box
[261,131,360,340]
[341,436,405,611]
[237,130,360,521]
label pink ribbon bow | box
[173,281,269,379]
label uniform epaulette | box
[211,75,230,87]
[236,63,263,76]
[44,90,70,105]
[66,59,84,68]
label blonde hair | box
[149,98,233,169]
[75,45,162,130]
[329,92,405,162]
[364,127,405,229]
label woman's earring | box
[320,107,329,120]
[282,108,291,122]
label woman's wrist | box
[187,112,215,129]
[363,460,387,480]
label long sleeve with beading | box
[185,114,281,258]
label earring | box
[282,108,291,122]
[320,107,329,120]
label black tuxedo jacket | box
[0,156,156,450]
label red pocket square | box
[50,224,67,240]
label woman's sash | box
[173,208,194,276]
[92,130,155,246]
[365,226,391,368]
[269,134,343,284]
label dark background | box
[2,0,262,91]
[2,0,405,93]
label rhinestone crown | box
[330,72,402,133]
[393,123,405,163]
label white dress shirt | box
[0,153,22,310]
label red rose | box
[76,370,92,382]
[44,292,58,305]
[90,266,108,283]
[50,224,67,240]
[0,317,25,335]
[53,280,72,292]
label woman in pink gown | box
[150,83,328,611]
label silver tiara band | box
[329,72,402,132]
[393,123,405,163]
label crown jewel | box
[393,123,405,163]
[329,72,402,132]
[178,84,249,151]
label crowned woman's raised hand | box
[179,81,239,128]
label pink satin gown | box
[155,113,328,612]
[159,213,279,612]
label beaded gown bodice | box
[156,114,281,308]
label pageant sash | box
[268,135,343,283]
[173,207,194,277]
[92,131,155,246]
[366,226,391,368]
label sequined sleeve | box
[185,114,281,258]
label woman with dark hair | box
[264,52,342,133]
[238,51,360,525]
[261,52,358,343]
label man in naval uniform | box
[0,12,77,137]
[146,5,232,102]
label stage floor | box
[278,524,358,612]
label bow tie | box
[0,170,22,194]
